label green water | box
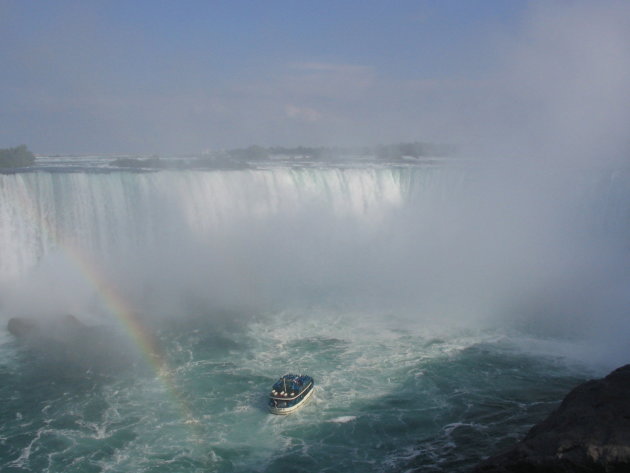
[0,162,627,471]
[0,310,589,473]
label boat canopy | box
[270,374,313,400]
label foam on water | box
[0,162,629,471]
[0,306,591,472]
[328,416,357,423]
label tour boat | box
[268,374,314,415]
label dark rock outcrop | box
[8,314,84,339]
[7,316,38,338]
[473,364,630,472]
[7,315,136,375]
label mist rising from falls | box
[0,168,410,315]
[1,164,629,368]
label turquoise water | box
[0,310,589,472]
[0,161,628,471]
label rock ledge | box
[473,364,630,472]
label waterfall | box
[0,167,415,281]
[1,163,629,362]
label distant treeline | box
[110,156,249,170]
[225,142,454,161]
[109,141,455,170]
[0,145,35,168]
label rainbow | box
[9,175,201,430]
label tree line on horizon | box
[0,142,454,170]
[108,141,454,170]
[0,145,35,168]
[224,141,454,161]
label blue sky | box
[1,1,629,156]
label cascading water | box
[0,167,409,278]
[1,159,629,472]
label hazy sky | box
[1,1,628,155]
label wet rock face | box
[8,315,83,340]
[6,315,136,375]
[7,317,38,338]
[473,364,630,473]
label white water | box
[1,161,629,472]
[1,163,629,367]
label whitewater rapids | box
[0,159,629,472]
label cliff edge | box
[473,364,630,473]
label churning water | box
[1,158,629,472]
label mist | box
[0,2,626,155]
[456,1,630,164]
[1,2,630,373]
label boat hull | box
[269,384,315,415]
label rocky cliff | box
[473,364,630,472]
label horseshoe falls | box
[1,160,629,472]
